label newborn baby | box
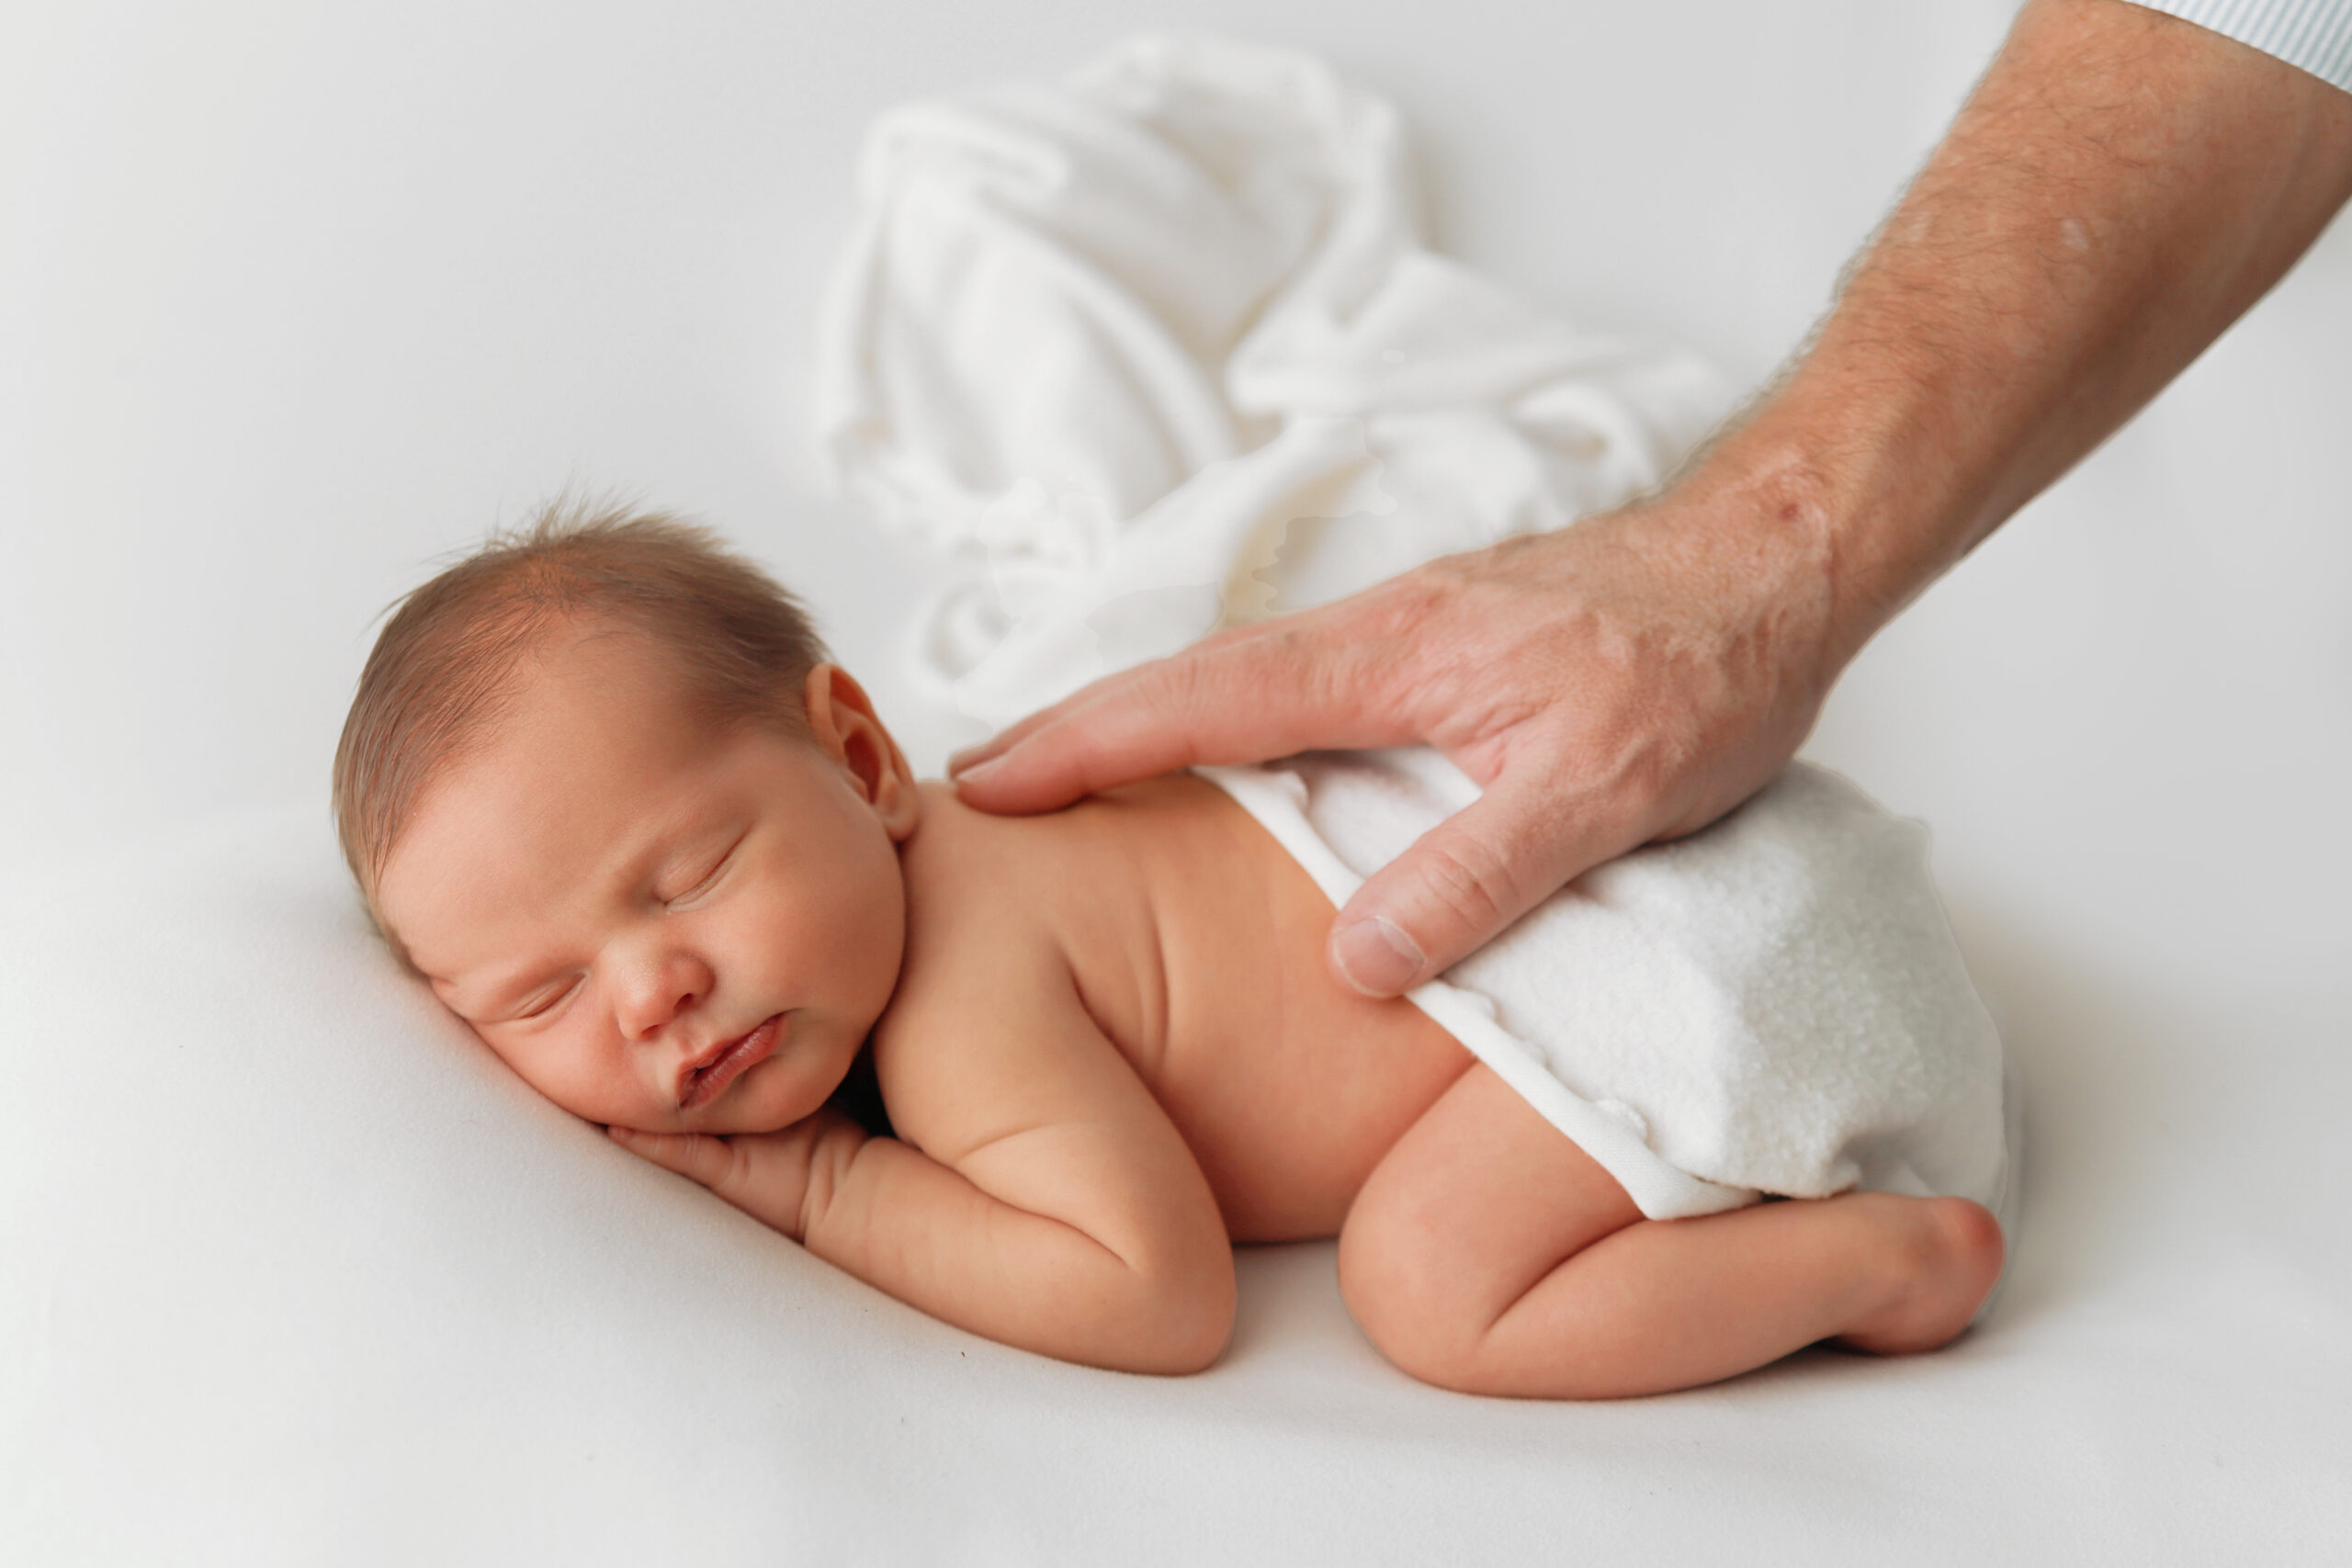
[336,505,2007,1398]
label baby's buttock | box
[1069,775,1474,1243]
[1192,752,2014,1224]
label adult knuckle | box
[1368,571,1455,646]
[1412,836,1521,932]
[1158,649,1232,725]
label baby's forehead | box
[506,615,696,706]
[441,623,743,781]
[390,632,715,863]
[382,714,739,980]
[500,616,808,747]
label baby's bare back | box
[631,774,2006,1389]
[882,775,1470,1242]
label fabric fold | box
[817,33,1730,722]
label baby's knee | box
[1338,1198,1510,1393]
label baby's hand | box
[607,1110,863,1242]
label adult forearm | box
[1699,0,2352,668]
[946,0,2352,994]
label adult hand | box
[954,0,2352,998]
[950,489,1840,996]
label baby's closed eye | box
[658,829,747,908]
[514,976,584,1021]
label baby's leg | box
[1337,1065,2004,1399]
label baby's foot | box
[1834,1196,2006,1356]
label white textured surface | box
[6,2,2351,1562]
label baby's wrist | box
[787,1110,872,1243]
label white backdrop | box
[5,2,2349,1562]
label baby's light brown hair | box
[333,499,829,923]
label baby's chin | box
[662,1047,854,1136]
[666,1102,807,1136]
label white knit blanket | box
[816,33,1728,722]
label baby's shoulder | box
[872,782,1106,1050]
[870,776,1232,1111]
[894,773,1223,931]
[871,783,1170,1146]
[892,780,1103,941]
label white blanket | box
[1205,753,2012,1222]
[816,33,1727,721]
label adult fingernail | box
[1332,916,1424,996]
[951,754,1002,787]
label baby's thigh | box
[1338,1064,1641,1374]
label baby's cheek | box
[742,1051,839,1134]
[767,851,903,1013]
[483,1030,622,1124]
[842,837,910,1006]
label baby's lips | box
[675,1012,785,1109]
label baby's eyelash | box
[517,976,582,1021]
[664,836,742,908]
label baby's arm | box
[611,947,1236,1374]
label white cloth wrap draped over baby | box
[1201,752,2011,1221]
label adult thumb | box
[1326,775,1634,996]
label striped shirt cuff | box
[2130,0,2352,91]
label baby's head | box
[334,502,919,1134]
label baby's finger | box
[607,1125,742,1192]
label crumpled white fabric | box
[816,33,1730,722]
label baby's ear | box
[802,664,920,840]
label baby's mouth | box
[677,1014,786,1110]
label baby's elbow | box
[1109,1251,1236,1376]
[1177,1258,1243,1372]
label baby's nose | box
[614,949,715,1040]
